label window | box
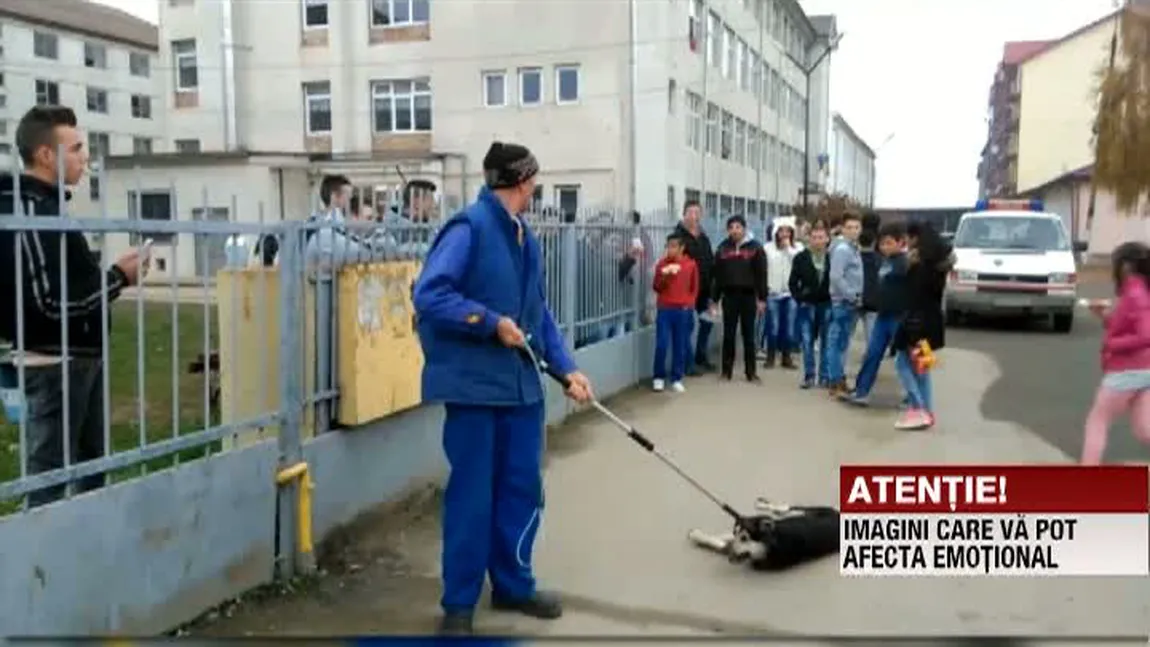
[667,78,676,114]
[88,131,110,159]
[129,52,150,77]
[0,73,4,87]
[685,91,702,150]
[723,26,736,79]
[531,184,544,211]
[720,110,733,159]
[518,67,541,106]
[127,190,175,244]
[555,65,580,104]
[483,71,506,107]
[33,31,57,59]
[750,52,762,99]
[555,185,580,219]
[303,81,331,133]
[131,94,152,119]
[172,39,198,91]
[745,41,754,91]
[705,102,719,155]
[35,79,59,105]
[667,186,676,216]
[764,134,775,171]
[704,192,717,219]
[0,143,10,156]
[688,0,703,53]
[371,78,432,133]
[707,12,721,68]
[747,125,759,170]
[0,121,7,137]
[767,67,779,110]
[733,119,745,165]
[175,139,201,153]
[86,87,108,114]
[370,0,430,27]
[303,0,328,27]
[84,43,107,68]
[761,61,771,102]
[133,137,153,155]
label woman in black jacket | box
[892,222,954,431]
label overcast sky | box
[99,0,1117,208]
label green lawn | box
[0,301,219,514]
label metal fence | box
[0,174,680,539]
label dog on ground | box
[688,498,840,571]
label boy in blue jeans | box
[826,212,864,397]
[842,222,909,405]
[652,234,699,393]
[789,224,832,388]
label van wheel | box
[1052,312,1073,333]
[945,309,962,326]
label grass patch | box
[0,300,219,514]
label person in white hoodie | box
[761,218,800,369]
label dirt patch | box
[178,484,445,636]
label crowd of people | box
[650,199,955,431]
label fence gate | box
[192,206,231,278]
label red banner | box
[840,465,1148,514]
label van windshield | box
[952,215,1069,251]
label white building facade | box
[142,0,834,224]
[0,0,164,214]
[827,112,875,207]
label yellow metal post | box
[276,461,316,573]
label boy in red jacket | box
[652,233,699,392]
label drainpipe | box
[700,1,709,213]
[628,0,638,212]
[219,0,238,150]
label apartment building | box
[0,0,163,213]
[976,41,1050,198]
[827,113,875,207]
[113,0,832,229]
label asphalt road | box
[946,283,1142,463]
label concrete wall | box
[0,327,658,636]
[1016,16,1115,193]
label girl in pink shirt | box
[1081,241,1150,464]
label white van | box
[944,199,1086,333]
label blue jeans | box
[796,302,830,383]
[894,350,934,412]
[852,313,900,398]
[686,310,712,372]
[825,301,859,384]
[762,296,796,353]
[653,307,693,382]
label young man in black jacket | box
[711,215,768,382]
[0,106,143,506]
[788,223,832,389]
[857,227,881,354]
[673,200,716,374]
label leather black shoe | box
[437,612,474,635]
[492,591,563,620]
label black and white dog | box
[688,498,840,571]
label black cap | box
[483,141,539,189]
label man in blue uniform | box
[413,141,594,635]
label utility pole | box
[786,33,842,219]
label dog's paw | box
[688,529,731,552]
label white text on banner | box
[840,513,1149,576]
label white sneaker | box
[670,381,686,393]
[652,379,665,392]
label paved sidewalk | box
[189,348,1150,640]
